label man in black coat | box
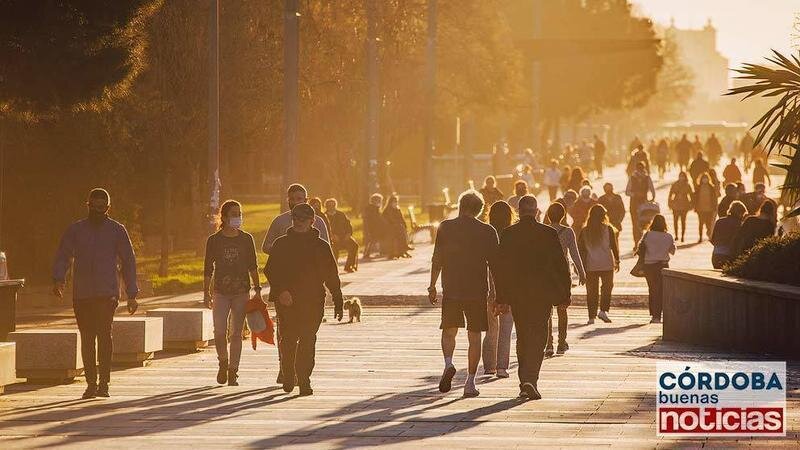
[493,195,571,400]
[265,204,344,396]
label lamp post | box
[208,0,220,230]
[422,0,437,206]
[365,0,380,205]
[283,0,300,212]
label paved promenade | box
[2,307,798,448]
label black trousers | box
[513,303,551,386]
[643,263,667,319]
[585,271,613,319]
[73,297,118,385]
[333,236,359,268]
[546,305,568,349]
[277,304,324,385]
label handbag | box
[630,231,648,278]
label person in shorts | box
[428,190,499,398]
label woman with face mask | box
[203,200,262,386]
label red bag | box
[246,296,275,349]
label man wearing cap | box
[52,188,139,399]
[265,204,344,396]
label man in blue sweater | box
[53,188,138,399]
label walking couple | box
[429,191,571,399]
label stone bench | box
[112,317,163,367]
[8,330,82,384]
[0,342,16,394]
[147,308,213,352]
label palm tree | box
[726,50,800,217]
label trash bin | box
[0,279,25,341]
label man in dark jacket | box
[325,198,359,272]
[494,195,570,400]
[265,204,344,396]
[598,182,626,233]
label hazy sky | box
[633,0,798,69]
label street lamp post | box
[283,0,300,212]
[422,0,437,206]
[208,0,220,230]
[365,0,380,205]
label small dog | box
[343,298,362,323]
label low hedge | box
[723,233,800,286]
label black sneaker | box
[556,342,569,354]
[520,382,541,400]
[544,348,554,358]
[299,384,313,396]
[282,371,296,393]
[438,366,457,393]
[96,384,110,398]
[217,362,228,385]
[82,384,97,399]
[227,369,239,386]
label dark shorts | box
[440,299,488,332]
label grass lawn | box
[140,202,428,296]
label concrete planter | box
[663,269,800,356]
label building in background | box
[665,18,730,104]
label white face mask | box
[228,217,243,229]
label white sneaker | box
[496,368,509,378]
[587,318,595,325]
[463,382,480,398]
[598,311,612,323]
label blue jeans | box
[212,292,249,370]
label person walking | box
[52,188,139,399]
[428,190,499,398]
[263,184,329,254]
[722,159,743,186]
[568,186,597,238]
[578,205,620,324]
[717,183,740,219]
[507,180,528,212]
[382,195,411,259]
[493,195,571,400]
[544,203,585,355]
[362,193,386,259]
[668,172,693,243]
[733,199,778,257]
[740,132,755,170]
[265,204,344,396]
[593,134,606,177]
[482,201,514,378]
[625,162,656,246]
[688,151,710,189]
[543,159,562,201]
[752,158,771,188]
[676,134,692,171]
[741,183,772,218]
[262,183,330,386]
[598,183,625,234]
[710,201,747,269]
[693,173,719,242]
[203,200,261,387]
[324,198,359,273]
[567,167,587,194]
[479,176,505,212]
[655,138,669,180]
[636,215,676,324]
[626,144,651,176]
[705,133,723,167]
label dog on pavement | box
[343,298,362,323]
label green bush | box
[723,233,800,286]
